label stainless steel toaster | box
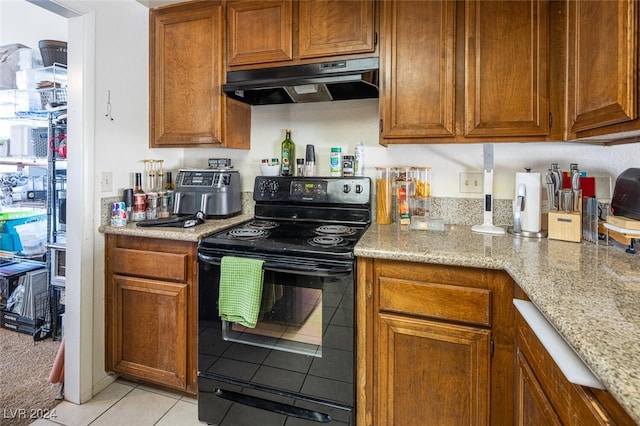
[173,169,241,218]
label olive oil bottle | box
[280,129,295,176]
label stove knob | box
[356,184,363,193]
[343,184,351,193]
[269,181,280,193]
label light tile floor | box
[30,379,206,426]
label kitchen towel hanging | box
[218,256,265,328]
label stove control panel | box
[254,176,370,204]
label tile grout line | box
[86,383,136,426]
[152,398,181,426]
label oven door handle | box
[198,252,352,276]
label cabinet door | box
[380,0,457,142]
[150,1,249,148]
[376,312,491,426]
[568,0,638,134]
[464,0,550,138]
[298,0,375,59]
[227,0,293,66]
[515,349,562,426]
[107,275,189,390]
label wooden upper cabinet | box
[298,0,375,59]
[464,0,550,138]
[567,0,639,138]
[149,1,250,149]
[380,0,551,145]
[227,0,293,66]
[227,0,377,68]
[379,0,457,142]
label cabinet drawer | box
[379,277,491,326]
[111,248,188,282]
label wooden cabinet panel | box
[568,0,638,135]
[516,349,562,426]
[380,0,551,144]
[376,312,491,426]
[150,1,250,148]
[108,276,188,389]
[464,0,550,138]
[111,248,187,282]
[227,0,377,69]
[105,235,198,395]
[298,0,375,59]
[358,259,515,426]
[380,0,457,141]
[227,0,293,66]
[379,276,491,326]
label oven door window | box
[222,271,324,357]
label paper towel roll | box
[515,172,541,233]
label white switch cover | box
[459,172,484,193]
[101,171,113,192]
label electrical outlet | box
[101,171,113,192]
[459,172,483,193]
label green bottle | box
[280,128,295,176]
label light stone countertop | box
[354,223,640,424]
[98,213,253,241]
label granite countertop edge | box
[98,213,253,242]
[355,223,640,424]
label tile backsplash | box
[101,193,513,227]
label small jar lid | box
[296,158,305,165]
[331,147,342,152]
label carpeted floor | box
[0,327,62,426]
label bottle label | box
[330,152,341,176]
[282,148,291,173]
[133,194,147,214]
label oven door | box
[198,256,355,425]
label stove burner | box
[308,235,346,247]
[228,228,269,240]
[247,220,279,230]
[314,225,357,236]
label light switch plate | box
[460,172,484,193]
[101,171,113,192]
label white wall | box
[183,100,639,199]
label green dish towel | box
[218,256,265,328]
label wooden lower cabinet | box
[357,258,515,425]
[105,234,198,396]
[514,288,636,425]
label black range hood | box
[223,57,379,105]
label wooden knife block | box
[548,209,582,243]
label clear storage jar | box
[409,167,432,220]
[375,167,393,224]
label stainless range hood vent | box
[223,57,379,105]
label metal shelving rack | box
[46,108,66,340]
